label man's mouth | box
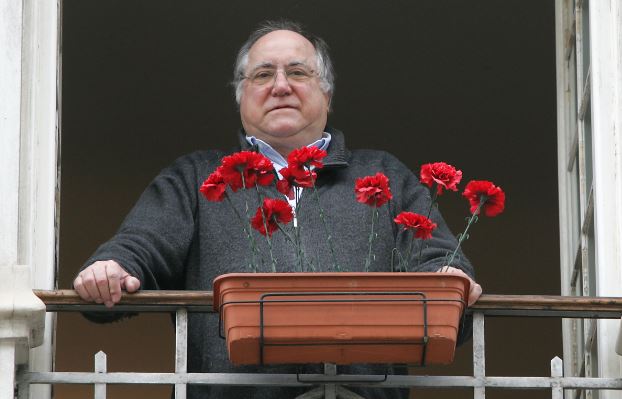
[270,104,297,111]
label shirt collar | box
[245,132,332,171]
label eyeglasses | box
[243,65,317,87]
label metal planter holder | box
[218,290,467,366]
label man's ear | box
[325,92,333,113]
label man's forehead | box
[247,30,316,65]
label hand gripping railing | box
[16,291,622,399]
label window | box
[556,1,600,398]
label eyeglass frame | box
[240,61,319,87]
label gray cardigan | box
[83,128,473,399]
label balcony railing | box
[13,291,622,399]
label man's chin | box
[260,122,304,138]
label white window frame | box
[0,1,61,398]
[556,1,622,398]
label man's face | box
[239,30,330,152]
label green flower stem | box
[426,188,439,218]
[294,187,301,214]
[293,188,304,272]
[241,175,263,272]
[404,233,417,272]
[365,205,378,272]
[447,198,485,266]
[386,200,400,271]
[390,248,400,272]
[275,222,297,246]
[254,185,277,272]
[417,188,439,267]
[224,193,259,272]
[294,218,304,272]
[311,182,340,271]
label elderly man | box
[74,20,481,399]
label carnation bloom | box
[354,172,393,207]
[199,168,227,202]
[394,212,437,239]
[251,198,294,236]
[276,165,317,195]
[420,162,463,195]
[462,180,505,217]
[220,151,274,191]
[287,146,327,170]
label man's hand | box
[73,260,141,308]
[438,266,482,306]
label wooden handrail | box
[34,289,213,306]
[34,289,214,312]
[472,294,622,318]
[34,290,622,318]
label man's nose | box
[271,70,292,96]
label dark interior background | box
[56,1,560,398]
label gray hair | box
[233,20,335,104]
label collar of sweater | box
[237,126,350,170]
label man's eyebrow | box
[249,60,309,72]
[250,62,275,70]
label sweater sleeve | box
[81,153,202,291]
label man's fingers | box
[468,282,483,307]
[73,260,140,307]
[106,263,122,307]
[80,267,103,303]
[92,265,113,306]
[437,266,482,306]
[73,275,92,302]
[121,275,141,293]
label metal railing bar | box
[469,309,621,319]
[175,309,188,399]
[17,372,622,390]
[323,363,337,399]
[18,291,622,396]
[472,313,485,399]
[551,357,563,399]
[94,352,106,399]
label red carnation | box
[199,168,227,202]
[251,198,294,236]
[354,172,393,207]
[220,151,274,191]
[394,212,437,239]
[462,180,505,217]
[420,162,463,195]
[287,146,327,170]
[276,165,317,195]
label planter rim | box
[213,272,470,311]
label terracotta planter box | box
[214,272,469,366]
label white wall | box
[590,1,622,396]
